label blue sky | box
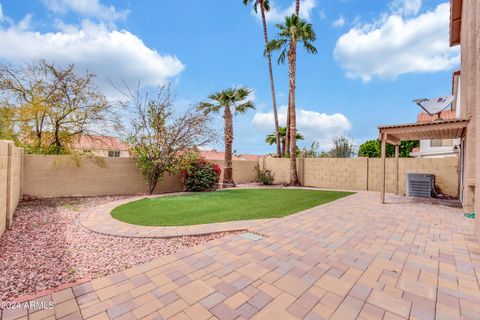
[0,0,459,154]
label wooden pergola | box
[378,118,469,203]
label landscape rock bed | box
[0,196,236,303]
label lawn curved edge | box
[78,188,358,239]
[78,192,274,238]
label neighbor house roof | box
[417,110,457,123]
[72,135,129,151]
[200,150,262,161]
[200,150,244,161]
[237,154,261,161]
[450,0,462,46]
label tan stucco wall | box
[463,0,480,239]
[22,156,259,198]
[0,141,23,238]
[8,146,23,226]
[23,155,183,198]
[264,157,459,197]
[0,142,8,237]
[211,160,258,184]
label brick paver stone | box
[9,192,480,319]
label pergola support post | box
[380,133,386,204]
[395,144,399,195]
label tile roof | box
[200,150,261,161]
[72,135,130,151]
[417,110,457,123]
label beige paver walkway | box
[3,192,480,320]
[79,195,271,238]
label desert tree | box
[198,87,255,187]
[0,60,117,154]
[328,136,356,158]
[127,85,216,194]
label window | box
[430,139,454,147]
[108,150,120,157]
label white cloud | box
[43,0,129,22]
[333,15,345,28]
[318,10,326,21]
[0,19,184,97]
[257,0,317,23]
[252,106,351,147]
[0,3,3,22]
[390,0,422,16]
[334,2,459,82]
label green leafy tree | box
[0,105,16,141]
[267,14,317,185]
[198,87,255,187]
[358,139,419,158]
[0,60,115,154]
[243,0,281,157]
[265,126,303,156]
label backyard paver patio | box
[3,191,480,320]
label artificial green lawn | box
[111,188,354,226]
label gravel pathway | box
[0,196,237,303]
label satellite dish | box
[413,96,454,119]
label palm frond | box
[197,102,220,115]
[277,49,287,64]
[235,101,255,114]
[263,0,270,12]
[303,41,318,55]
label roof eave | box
[449,0,462,47]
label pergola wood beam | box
[377,118,468,204]
[386,134,401,145]
[395,144,399,195]
[380,133,387,204]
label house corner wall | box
[0,141,23,238]
[472,0,480,241]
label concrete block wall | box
[367,157,459,197]
[0,141,23,237]
[304,158,368,191]
[264,156,459,197]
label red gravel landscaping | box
[0,196,236,303]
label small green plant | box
[257,168,275,185]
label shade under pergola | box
[377,118,469,203]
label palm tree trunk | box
[260,2,281,158]
[285,105,291,157]
[295,0,300,15]
[223,105,235,187]
[288,40,299,186]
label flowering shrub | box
[181,153,221,191]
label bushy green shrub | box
[257,168,275,185]
[181,154,221,192]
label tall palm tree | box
[243,0,281,158]
[267,14,317,185]
[198,87,255,187]
[295,0,300,15]
[265,127,304,156]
